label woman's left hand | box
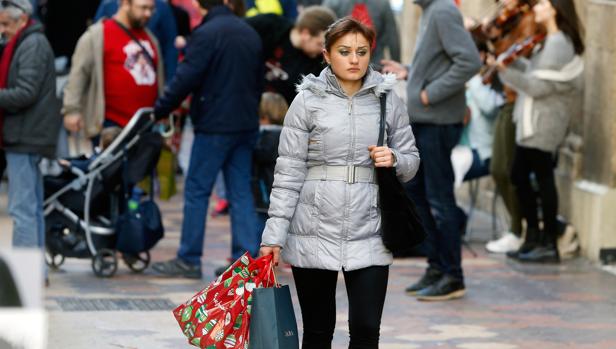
[368,145,395,167]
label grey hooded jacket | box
[261,67,420,271]
[407,0,481,125]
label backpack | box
[350,1,376,49]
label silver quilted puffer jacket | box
[261,67,420,271]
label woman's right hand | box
[259,245,281,266]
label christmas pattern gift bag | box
[173,253,275,349]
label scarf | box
[519,55,584,140]
[0,19,33,146]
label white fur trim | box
[373,73,397,96]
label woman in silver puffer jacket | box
[259,18,420,348]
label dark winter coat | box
[0,22,61,158]
[154,6,263,134]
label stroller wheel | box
[122,251,151,273]
[45,249,65,269]
[92,249,118,278]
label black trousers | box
[510,145,558,245]
[292,265,389,349]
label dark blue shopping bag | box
[116,200,164,254]
[248,285,299,349]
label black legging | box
[510,145,558,245]
[292,265,389,349]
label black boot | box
[507,228,540,260]
[517,244,560,263]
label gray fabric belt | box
[305,165,376,184]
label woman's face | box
[533,0,556,25]
[323,32,371,84]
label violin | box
[470,0,536,49]
[484,2,532,35]
[481,33,546,85]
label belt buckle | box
[347,165,356,184]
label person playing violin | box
[481,0,542,254]
[496,0,584,263]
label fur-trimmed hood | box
[296,66,397,98]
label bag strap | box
[112,18,155,67]
[377,93,387,147]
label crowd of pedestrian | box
[0,0,585,347]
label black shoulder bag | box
[377,93,426,254]
[112,19,156,67]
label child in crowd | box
[59,127,123,172]
[253,92,288,232]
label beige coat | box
[62,21,165,138]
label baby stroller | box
[43,108,166,277]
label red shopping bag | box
[173,253,276,349]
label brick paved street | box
[2,180,616,349]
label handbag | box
[376,93,426,254]
[248,279,299,349]
[116,153,164,255]
[116,199,164,254]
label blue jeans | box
[6,152,45,249]
[405,123,464,280]
[178,131,261,265]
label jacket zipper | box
[342,96,355,268]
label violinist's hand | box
[495,60,507,71]
[463,16,477,30]
[486,53,497,66]
[380,59,408,80]
[259,245,281,266]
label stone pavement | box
[2,180,616,349]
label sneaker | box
[485,232,522,254]
[415,274,466,301]
[211,199,229,217]
[151,258,202,279]
[405,268,443,296]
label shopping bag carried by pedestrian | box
[173,253,276,349]
[376,93,426,254]
[248,282,299,349]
